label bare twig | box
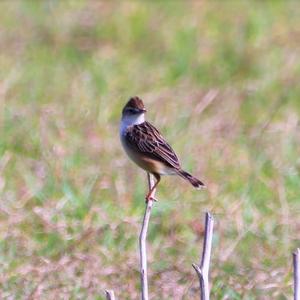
[105,289,116,300]
[139,173,156,300]
[194,89,219,115]
[192,212,214,300]
[294,248,300,300]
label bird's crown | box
[122,96,146,115]
[125,96,145,109]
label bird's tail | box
[177,169,206,189]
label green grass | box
[0,1,299,299]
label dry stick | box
[294,248,300,300]
[139,173,156,300]
[192,212,214,300]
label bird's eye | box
[128,108,139,114]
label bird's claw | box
[145,195,158,203]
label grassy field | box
[0,1,300,299]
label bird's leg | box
[145,173,160,202]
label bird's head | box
[121,96,147,125]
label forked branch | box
[193,212,214,300]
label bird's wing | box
[124,121,181,169]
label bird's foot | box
[145,194,158,203]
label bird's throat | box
[120,113,145,135]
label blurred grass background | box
[0,1,299,299]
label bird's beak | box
[140,108,147,113]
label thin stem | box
[294,248,300,300]
[139,173,156,300]
[193,212,214,300]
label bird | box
[119,96,205,202]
